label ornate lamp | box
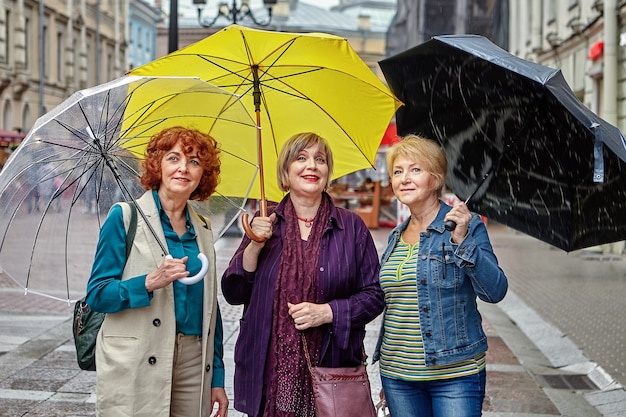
[193,0,277,27]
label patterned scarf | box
[262,194,331,417]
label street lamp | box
[193,0,276,28]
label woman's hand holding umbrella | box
[444,201,472,244]
[242,213,276,271]
[145,255,192,292]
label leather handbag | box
[72,202,137,371]
[302,334,376,417]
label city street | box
[0,222,625,416]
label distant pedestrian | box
[373,134,508,417]
[222,132,384,417]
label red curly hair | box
[140,126,220,201]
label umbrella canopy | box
[129,24,402,205]
[379,34,626,252]
[0,75,257,303]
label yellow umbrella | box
[130,24,402,240]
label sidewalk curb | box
[486,291,626,417]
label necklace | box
[296,214,315,228]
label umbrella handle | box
[241,199,268,243]
[167,253,209,285]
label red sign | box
[588,41,604,60]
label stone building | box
[508,0,623,133]
[0,0,128,136]
[385,0,508,57]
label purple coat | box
[221,194,384,415]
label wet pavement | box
[0,223,625,416]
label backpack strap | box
[125,202,137,260]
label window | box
[57,32,63,82]
[22,103,31,132]
[73,38,78,83]
[3,100,11,131]
[24,17,29,69]
[43,25,48,79]
[107,51,113,80]
[4,10,9,65]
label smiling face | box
[286,143,329,198]
[390,155,438,207]
[159,141,204,200]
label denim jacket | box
[373,201,508,367]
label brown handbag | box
[302,334,376,417]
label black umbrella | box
[379,34,626,252]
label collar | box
[392,200,451,236]
[272,191,343,231]
[151,190,193,231]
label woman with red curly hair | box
[86,126,228,417]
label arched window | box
[3,100,11,130]
[22,103,31,132]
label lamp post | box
[193,0,276,28]
[169,0,179,53]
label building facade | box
[385,0,509,57]
[0,0,128,138]
[128,0,161,72]
[508,0,624,133]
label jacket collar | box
[390,200,451,237]
[273,191,343,232]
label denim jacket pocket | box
[430,244,459,289]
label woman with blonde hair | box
[374,134,508,417]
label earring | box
[282,184,289,191]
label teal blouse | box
[86,191,224,387]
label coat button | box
[421,279,427,285]
[425,331,432,337]
[152,318,161,327]
[430,358,437,365]
[423,306,429,313]
[148,356,157,365]
[205,364,211,372]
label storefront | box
[0,130,26,171]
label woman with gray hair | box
[222,132,384,417]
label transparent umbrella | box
[0,75,257,303]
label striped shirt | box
[379,237,485,381]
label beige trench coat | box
[94,191,218,416]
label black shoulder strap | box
[125,202,138,261]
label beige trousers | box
[170,333,203,417]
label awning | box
[0,130,25,146]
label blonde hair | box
[276,132,334,190]
[386,134,447,194]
